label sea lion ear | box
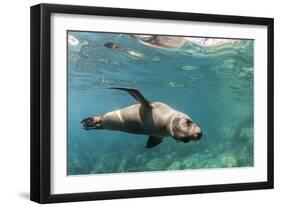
[170,117,182,138]
[145,136,163,148]
[172,117,182,130]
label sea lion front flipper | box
[109,86,151,108]
[145,136,163,148]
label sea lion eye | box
[186,119,192,126]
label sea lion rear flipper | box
[109,86,150,108]
[81,116,103,130]
[145,136,163,148]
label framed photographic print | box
[30,3,274,203]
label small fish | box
[229,85,240,90]
[127,50,143,58]
[104,42,120,49]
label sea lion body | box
[102,102,176,137]
[82,87,202,148]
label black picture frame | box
[30,3,274,204]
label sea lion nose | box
[196,131,202,139]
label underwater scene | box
[67,31,254,175]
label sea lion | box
[81,87,202,148]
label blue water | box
[67,32,254,175]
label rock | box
[167,162,181,170]
[183,159,193,168]
[239,127,253,139]
[151,56,161,62]
[221,125,236,140]
[135,155,143,163]
[116,159,127,173]
[146,158,164,171]
[91,162,104,173]
[222,59,236,70]
[237,72,245,78]
[166,152,177,160]
[221,155,237,167]
[205,159,219,168]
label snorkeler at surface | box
[129,35,239,49]
[131,35,187,49]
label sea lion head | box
[170,113,202,143]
